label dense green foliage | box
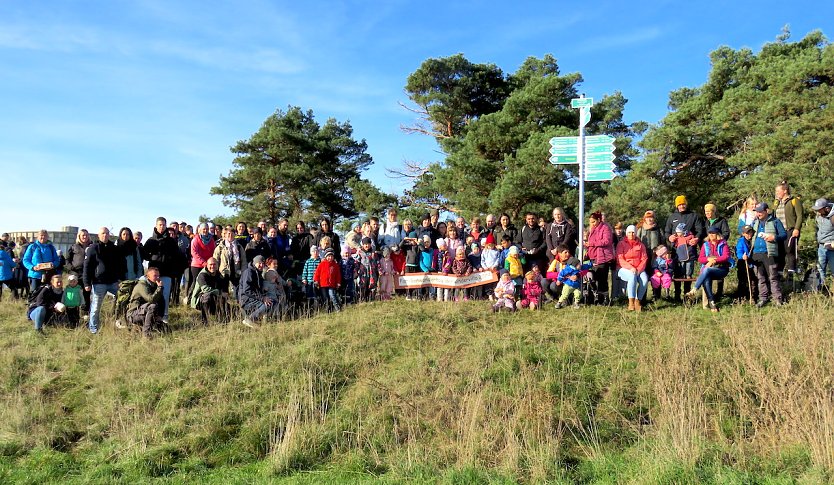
[401,54,643,220]
[1,294,832,483]
[598,30,834,225]
[210,106,391,226]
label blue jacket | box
[752,216,787,256]
[22,240,60,279]
[0,249,15,281]
[557,263,592,289]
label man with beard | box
[520,212,547,273]
[142,217,186,323]
[127,266,166,338]
[274,218,292,272]
[290,221,314,277]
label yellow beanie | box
[674,195,687,206]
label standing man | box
[811,198,834,290]
[142,217,185,323]
[83,227,123,334]
[773,181,804,276]
[274,218,292,273]
[664,195,704,300]
[481,214,498,246]
[368,217,382,249]
[751,203,787,307]
[520,212,547,273]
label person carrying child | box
[491,270,516,312]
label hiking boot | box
[242,318,255,328]
[756,299,768,308]
[634,299,642,312]
[627,298,635,311]
[554,301,564,309]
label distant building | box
[8,226,81,254]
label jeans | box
[89,282,119,333]
[30,306,48,330]
[818,246,834,285]
[159,276,172,319]
[694,266,729,302]
[617,268,648,300]
[29,277,43,295]
[323,287,341,310]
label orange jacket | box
[616,237,648,273]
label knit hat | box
[625,224,636,234]
[309,245,319,255]
[674,195,688,206]
[471,243,480,250]
[322,248,334,258]
[67,274,78,282]
[391,245,400,252]
[340,243,350,253]
[252,255,265,266]
[675,223,687,234]
[508,246,519,255]
[436,238,447,248]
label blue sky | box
[1,0,832,237]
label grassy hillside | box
[0,294,832,484]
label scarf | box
[225,239,240,265]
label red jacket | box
[391,251,406,273]
[191,236,216,268]
[314,259,342,288]
[586,223,614,264]
[616,237,648,273]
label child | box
[378,247,395,301]
[497,235,514,270]
[555,257,591,309]
[650,244,674,300]
[354,237,379,302]
[263,268,288,315]
[480,241,500,300]
[735,225,758,302]
[448,246,473,301]
[436,239,452,301]
[339,244,356,305]
[390,245,406,274]
[62,274,83,327]
[544,246,571,301]
[504,245,525,293]
[464,236,476,254]
[314,248,342,311]
[468,243,484,300]
[417,235,438,300]
[301,245,321,304]
[517,271,543,310]
[491,271,516,312]
[670,223,698,287]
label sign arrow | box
[550,155,578,164]
[549,136,578,147]
[584,171,616,182]
[585,135,615,145]
[571,97,594,108]
[585,153,616,163]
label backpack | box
[115,279,140,320]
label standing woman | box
[493,213,519,246]
[189,223,216,299]
[585,212,615,305]
[214,227,245,295]
[737,194,759,234]
[117,227,143,280]
[65,229,92,311]
[546,207,577,262]
[636,210,664,255]
[22,229,61,294]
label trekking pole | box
[744,260,753,304]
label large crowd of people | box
[2,181,833,337]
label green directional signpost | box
[547,96,619,258]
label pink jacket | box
[586,223,614,264]
[191,236,216,268]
